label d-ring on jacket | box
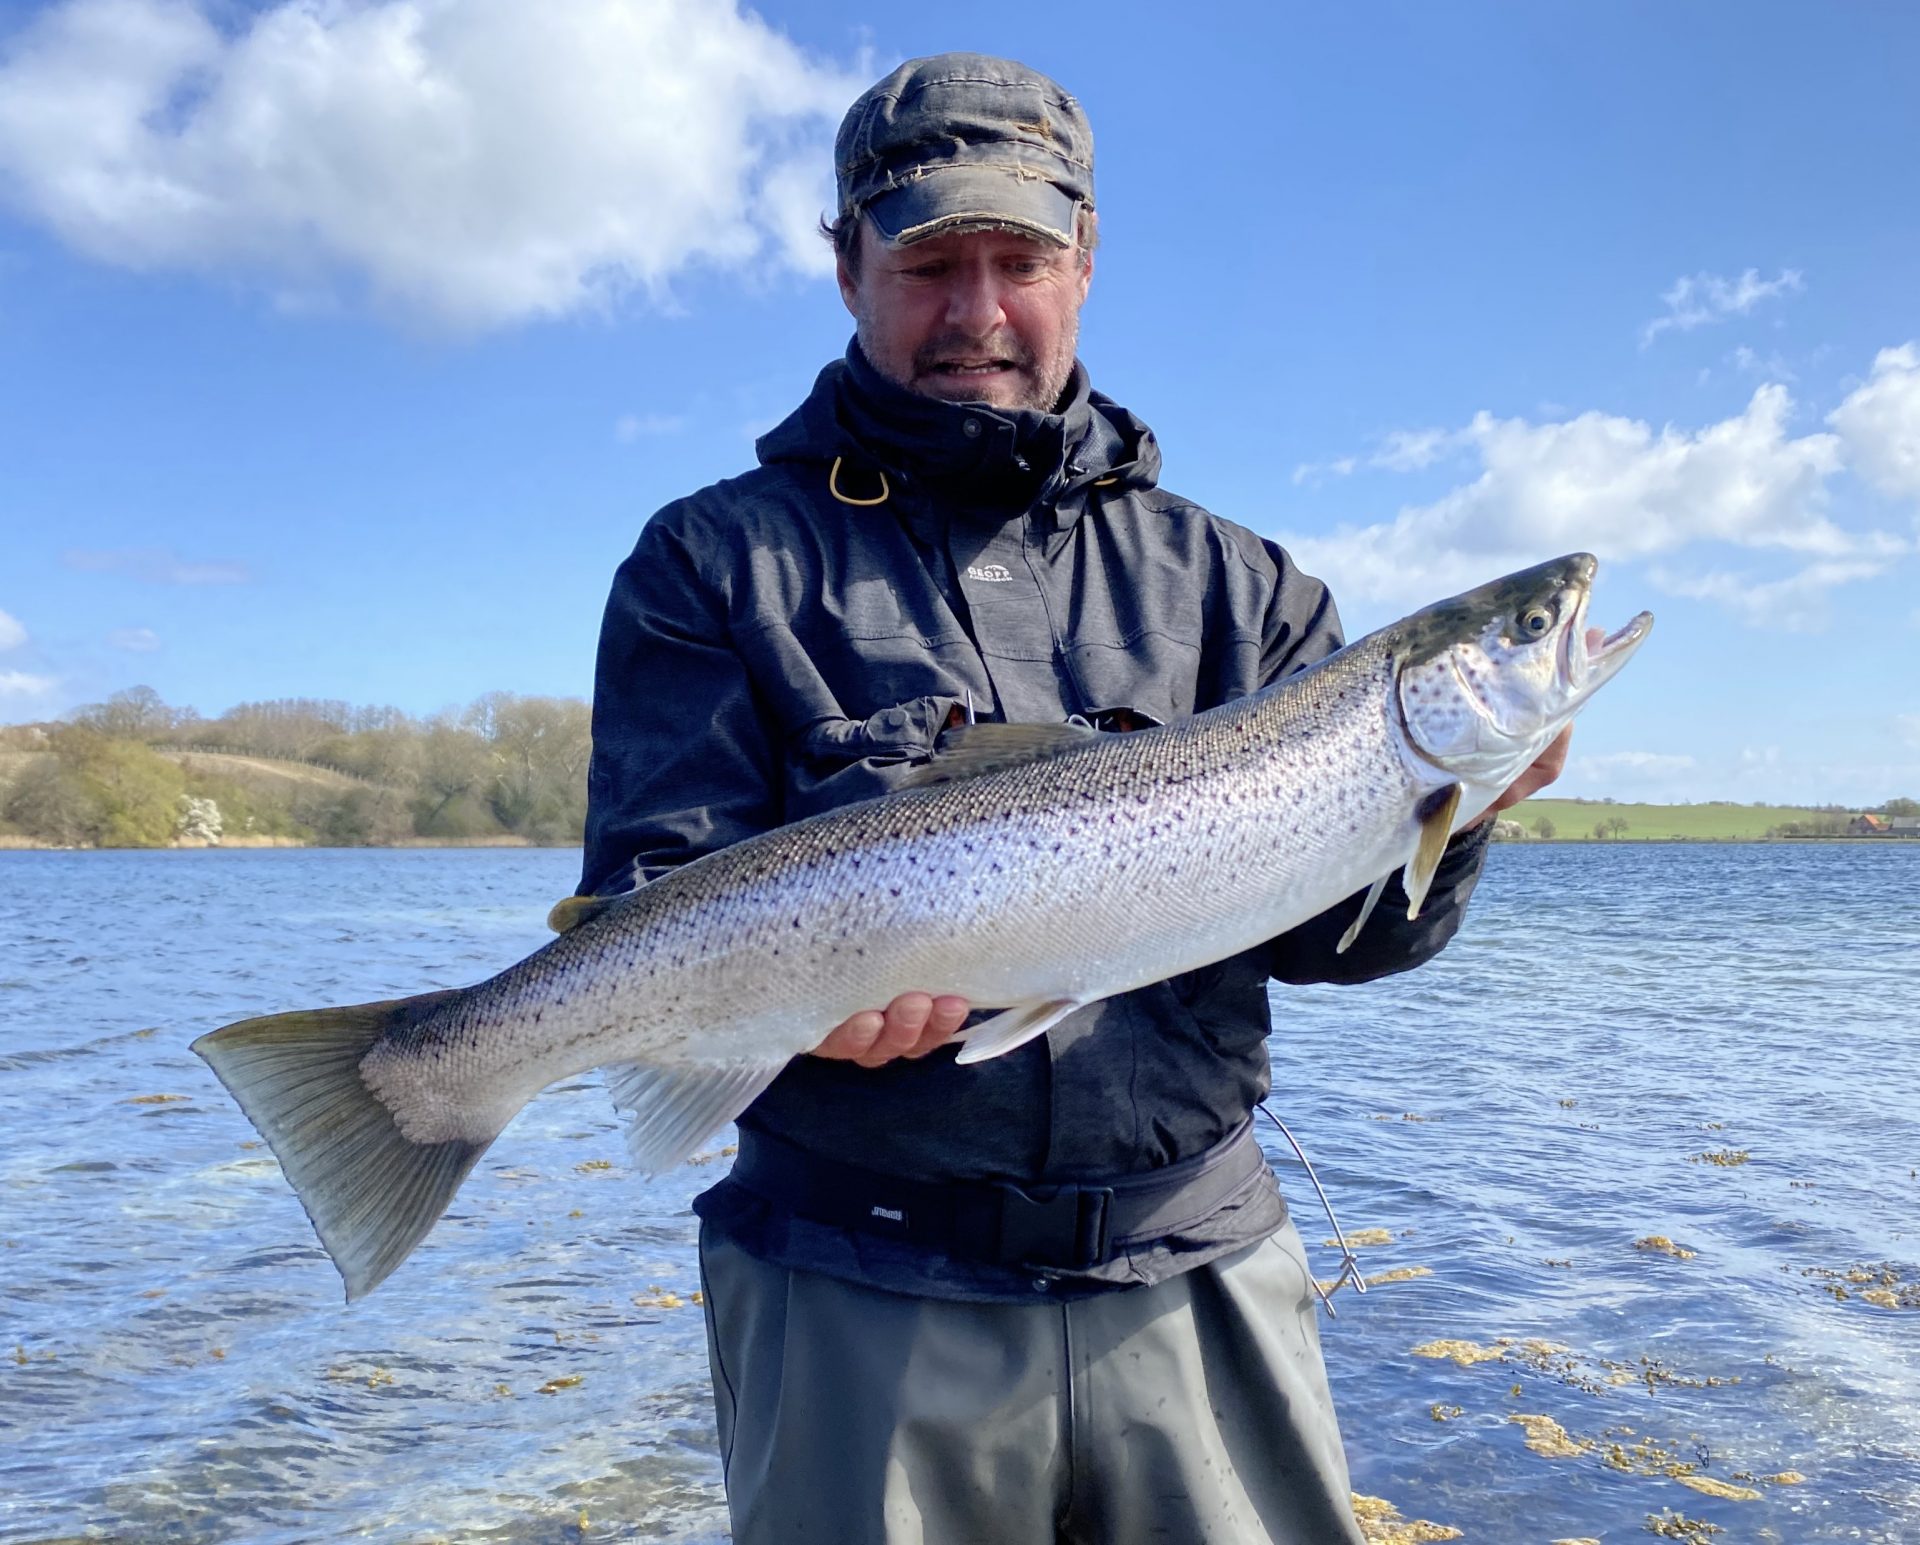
[580,342,1490,1303]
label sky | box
[1,0,1916,806]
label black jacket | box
[582,345,1488,1299]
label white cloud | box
[0,669,56,698]
[1290,455,1356,487]
[1291,429,1455,486]
[1648,558,1890,633]
[0,607,25,651]
[1828,344,1920,500]
[1281,380,1898,609]
[107,625,161,652]
[1372,427,1453,472]
[1555,749,1701,803]
[615,412,688,442]
[1728,344,1795,382]
[0,0,864,331]
[63,547,249,584]
[1641,267,1803,347]
[1574,750,1699,776]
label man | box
[578,53,1566,1545]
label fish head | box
[1394,553,1653,792]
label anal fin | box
[602,1058,789,1174]
[953,998,1083,1065]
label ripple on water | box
[2,844,1917,1542]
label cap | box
[834,53,1094,249]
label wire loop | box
[828,456,890,506]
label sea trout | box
[194,552,1650,1299]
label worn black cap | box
[834,54,1094,249]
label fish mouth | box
[1563,586,1654,701]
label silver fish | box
[193,552,1650,1299]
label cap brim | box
[866,167,1078,248]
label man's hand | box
[1485,724,1572,818]
[811,992,972,1068]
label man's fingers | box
[813,1008,885,1061]
[895,995,971,1060]
[926,994,970,1038]
[855,992,934,1067]
[812,993,974,1064]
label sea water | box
[1,843,1916,1543]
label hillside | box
[1509,799,1842,841]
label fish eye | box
[1517,606,1555,637]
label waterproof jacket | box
[581,344,1489,1300]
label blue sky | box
[2,0,1916,805]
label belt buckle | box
[995,1182,1114,1269]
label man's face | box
[838,223,1092,413]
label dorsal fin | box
[897,722,1100,789]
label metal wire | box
[1256,1100,1366,1318]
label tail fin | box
[192,990,487,1302]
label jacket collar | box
[756,340,1163,534]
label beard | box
[856,312,1081,414]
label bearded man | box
[577,52,1565,1545]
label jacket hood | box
[756,341,1162,525]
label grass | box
[1508,799,1839,841]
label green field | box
[1507,799,1840,841]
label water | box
[1,843,1916,1544]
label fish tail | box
[192,989,487,1302]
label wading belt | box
[729,1119,1274,1271]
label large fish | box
[194,553,1650,1299]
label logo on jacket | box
[965,563,1015,583]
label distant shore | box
[0,834,569,852]
[5,832,1913,854]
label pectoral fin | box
[1403,783,1463,919]
[1336,873,1393,954]
[953,998,1084,1065]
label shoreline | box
[0,835,577,852]
[2,835,1912,853]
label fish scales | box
[365,637,1417,1143]
[192,553,1652,1298]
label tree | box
[1531,816,1556,840]
[466,692,593,840]
[1606,816,1629,839]
[1592,820,1611,840]
[412,715,500,836]
[8,727,186,846]
[1885,797,1920,818]
[72,685,177,742]
[3,757,104,846]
